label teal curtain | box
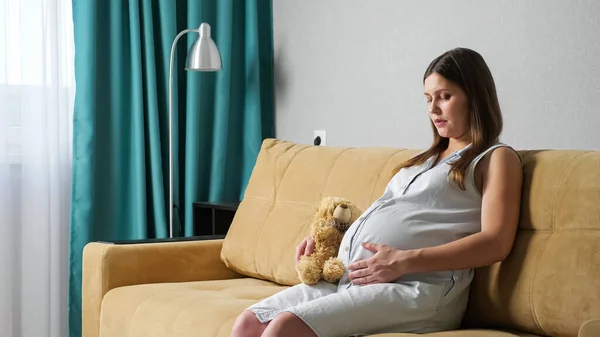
[68,1,274,336]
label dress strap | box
[466,143,522,194]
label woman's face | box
[423,72,470,141]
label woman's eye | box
[441,94,451,100]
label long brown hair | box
[392,47,503,190]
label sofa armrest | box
[95,234,226,244]
[82,238,243,337]
[579,319,600,337]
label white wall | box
[272,0,600,151]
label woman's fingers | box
[295,236,315,263]
[295,238,307,262]
[305,236,315,256]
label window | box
[1,0,75,165]
[5,87,22,164]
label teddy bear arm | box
[313,224,340,240]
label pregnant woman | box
[229,47,524,337]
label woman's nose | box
[429,100,441,114]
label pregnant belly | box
[349,203,475,260]
[343,202,479,284]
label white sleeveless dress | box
[246,143,520,337]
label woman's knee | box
[262,312,317,337]
[230,310,267,337]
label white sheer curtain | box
[0,0,74,336]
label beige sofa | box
[82,138,600,337]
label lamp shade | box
[185,23,222,71]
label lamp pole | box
[167,23,221,238]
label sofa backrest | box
[221,139,600,337]
[462,149,600,337]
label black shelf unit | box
[192,201,240,236]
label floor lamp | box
[169,23,222,238]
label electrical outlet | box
[313,130,327,146]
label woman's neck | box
[446,138,471,154]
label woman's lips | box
[434,119,447,127]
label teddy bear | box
[296,196,363,285]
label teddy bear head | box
[314,196,362,233]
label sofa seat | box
[99,276,546,337]
[99,278,287,337]
[99,276,544,337]
[370,332,542,337]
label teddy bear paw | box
[296,256,322,285]
[322,257,345,283]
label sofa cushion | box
[221,139,419,285]
[99,278,287,337]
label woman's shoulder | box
[472,143,522,168]
[485,146,522,169]
[477,145,523,181]
[470,143,523,193]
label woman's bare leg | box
[230,310,269,337]
[261,312,317,337]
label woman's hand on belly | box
[347,242,412,285]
